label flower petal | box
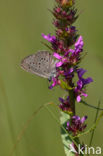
[77,68,87,78]
[53,52,62,60]
[81,116,88,123]
[75,36,84,48]
[77,80,83,89]
[42,33,56,42]
[83,77,93,85]
[56,61,63,67]
[82,92,88,97]
[67,121,70,127]
[77,95,81,102]
[72,115,80,121]
[68,49,75,53]
[59,97,64,103]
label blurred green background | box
[0,0,103,156]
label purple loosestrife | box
[42,0,93,151]
[59,96,72,112]
[75,68,93,102]
[66,115,88,136]
[42,0,93,110]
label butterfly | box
[21,51,57,80]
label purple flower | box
[70,26,76,33]
[42,33,56,43]
[77,68,93,86]
[55,7,61,13]
[67,36,84,65]
[69,36,84,54]
[41,0,93,132]
[75,36,84,50]
[42,33,60,51]
[75,36,84,54]
[64,67,74,79]
[75,87,88,102]
[53,52,68,67]
[75,68,93,102]
[81,116,88,124]
[59,96,71,112]
[66,115,87,135]
[49,77,60,89]
[42,33,65,51]
[69,49,75,53]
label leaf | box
[60,111,76,156]
[80,100,103,111]
[60,80,72,90]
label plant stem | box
[69,89,75,115]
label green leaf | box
[60,112,75,156]
[60,80,72,90]
[80,100,103,111]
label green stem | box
[45,105,84,156]
[68,90,84,155]
[44,105,78,148]
[89,100,101,147]
[69,89,75,115]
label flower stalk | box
[42,0,93,155]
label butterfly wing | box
[21,51,56,79]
